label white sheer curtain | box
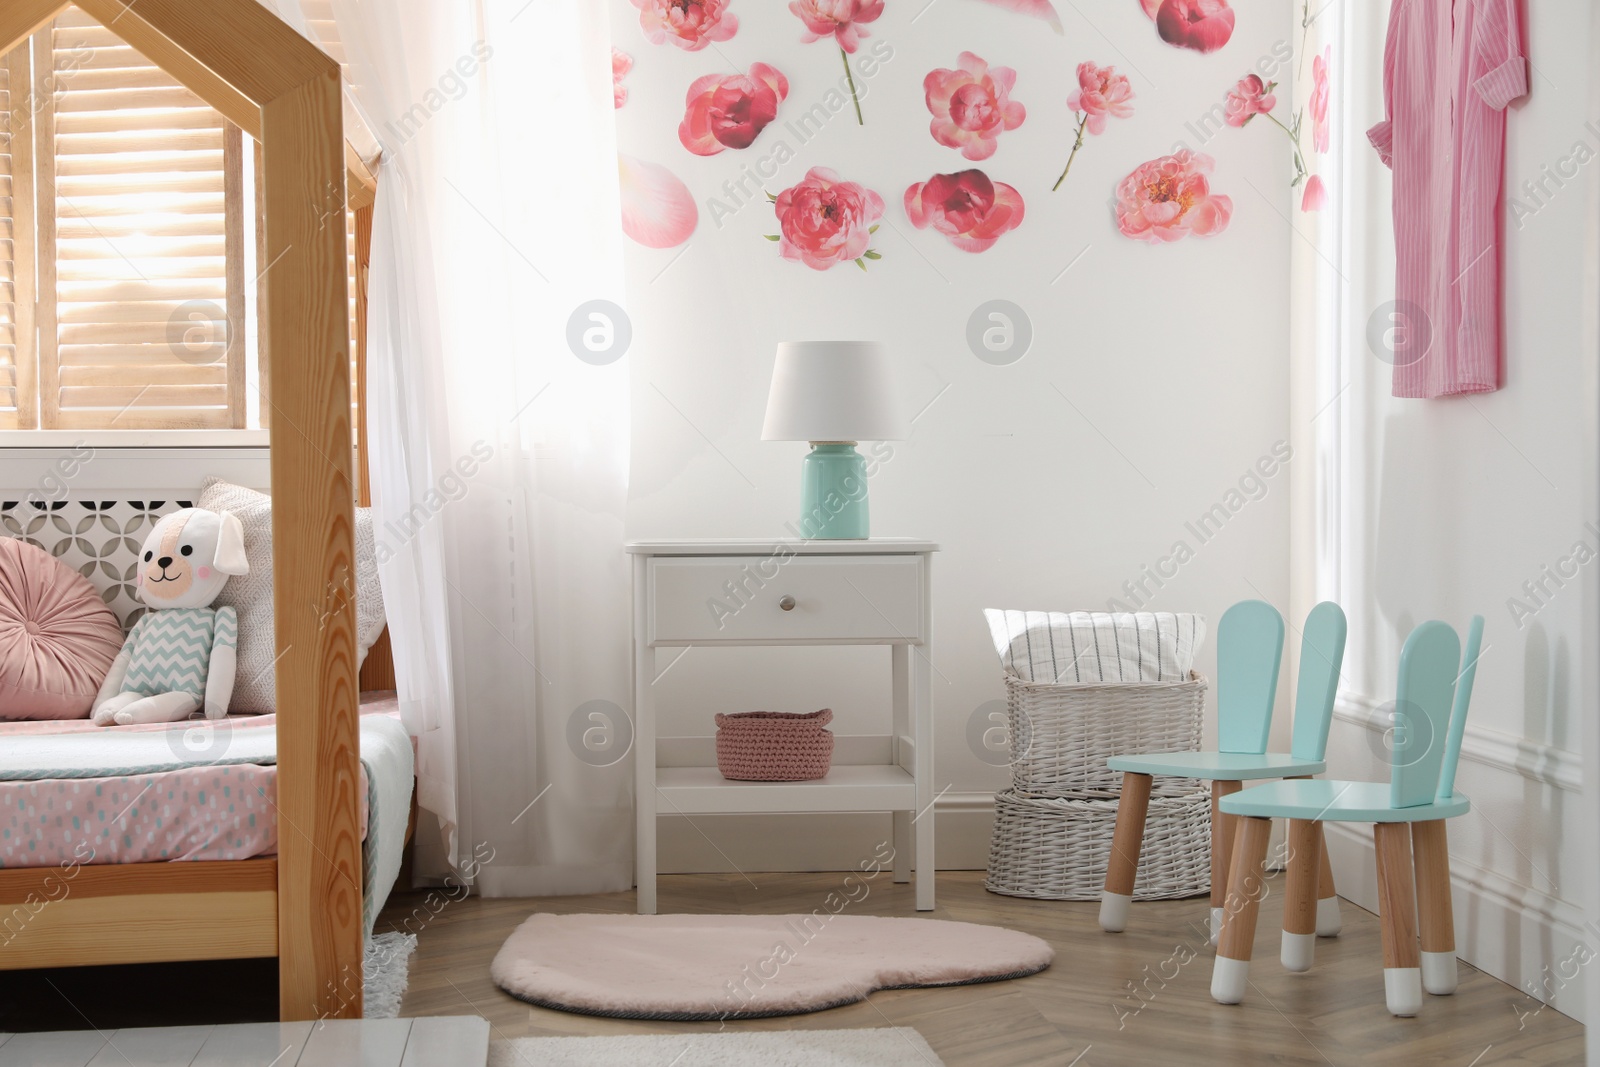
[264,0,634,893]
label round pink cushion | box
[0,538,126,720]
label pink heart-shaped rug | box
[490,913,1053,1020]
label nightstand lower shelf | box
[656,765,917,814]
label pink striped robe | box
[1368,0,1528,398]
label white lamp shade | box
[760,341,908,442]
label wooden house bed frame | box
[0,0,379,1020]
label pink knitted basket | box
[714,709,834,781]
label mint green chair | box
[1210,616,1482,1018]
[1099,600,1347,945]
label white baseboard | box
[657,791,995,874]
[1324,821,1589,1023]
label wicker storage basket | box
[1006,672,1206,797]
[985,788,1211,900]
[715,709,834,781]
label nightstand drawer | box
[649,555,923,644]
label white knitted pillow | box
[983,609,1207,685]
[197,477,387,713]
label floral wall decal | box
[1141,0,1235,54]
[612,49,632,108]
[1114,150,1232,243]
[1222,71,1311,203]
[964,0,1062,33]
[680,64,790,155]
[632,0,737,51]
[619,154,699,248]
[1300,174,1326,212]
[1055,61,1133,190]
[791,0,883,124]
[767,166,884,270]
[1309,46,1331,153]
[924,53,1025,162]
[905,170,1024,252]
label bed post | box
[262,67,363,1021]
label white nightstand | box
[628,538,937,913]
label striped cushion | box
[983,609,1206,685]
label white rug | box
[489,1028,944,1066]
[363,931,418,1019]
[491,913,1053,1019]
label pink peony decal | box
[791,0,883,123]
[904,170,1024,253]
[966,0,1063,33]
[767,167,884,271]
[1055,61,1133,190]
[679,64,789,156]
[923,53,1026,162]
[1143,0,1235,54]
[1114,150,1232,243]
[619,155,698,249]
[791,0,883,51]
[1310,46,1331,153]
[631,0,737,52]
[612,49,633,109]
[1301,174,1326,211]
[1223,73,1275,127]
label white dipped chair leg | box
[1211,816,1272,1005]
[1385,968,1423,1017]
[1412,820,1458,995]
[1100,773,1152,933]
[1316,832,1341,936]
[1099,891,1132,933]
[1375,823,1423,1017]
[1280,819,1319,973]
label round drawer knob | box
[779,595,797,611]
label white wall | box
[611,2,1295,868]
[1321,0,1597,1024]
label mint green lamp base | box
[797,442,869,539]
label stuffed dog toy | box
[92,508,249,726]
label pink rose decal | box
[679,64,789,156]
[1310,46,1331,153]
[1223,74,1275,127]
[1143,0,1235,54]
[1114,150,1232,244]
[1301,174,1326,212]
[1055,61,1133,190]
[968,0,1062,33]
[612,49,632,109]
[904,170,1024,253]
[632,0,737,52]
[768,167,884,271]
[923,53,1026,162]
[791,0,883,123]
[619,154,698,249]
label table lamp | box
[761,340,908,539]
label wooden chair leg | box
[1209,780,1242,945]
[1099,772,1153,932]
[1316,830,1341,936]
[1211,815,1272,1004]
[1281,819,1320,972]
[1412,819,1457,995]
[1375,822,1422,1016]
[1286,774,1340,936]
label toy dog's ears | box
[214,510,249,576]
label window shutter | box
[0,46,35,430]
[37,6,245,430]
